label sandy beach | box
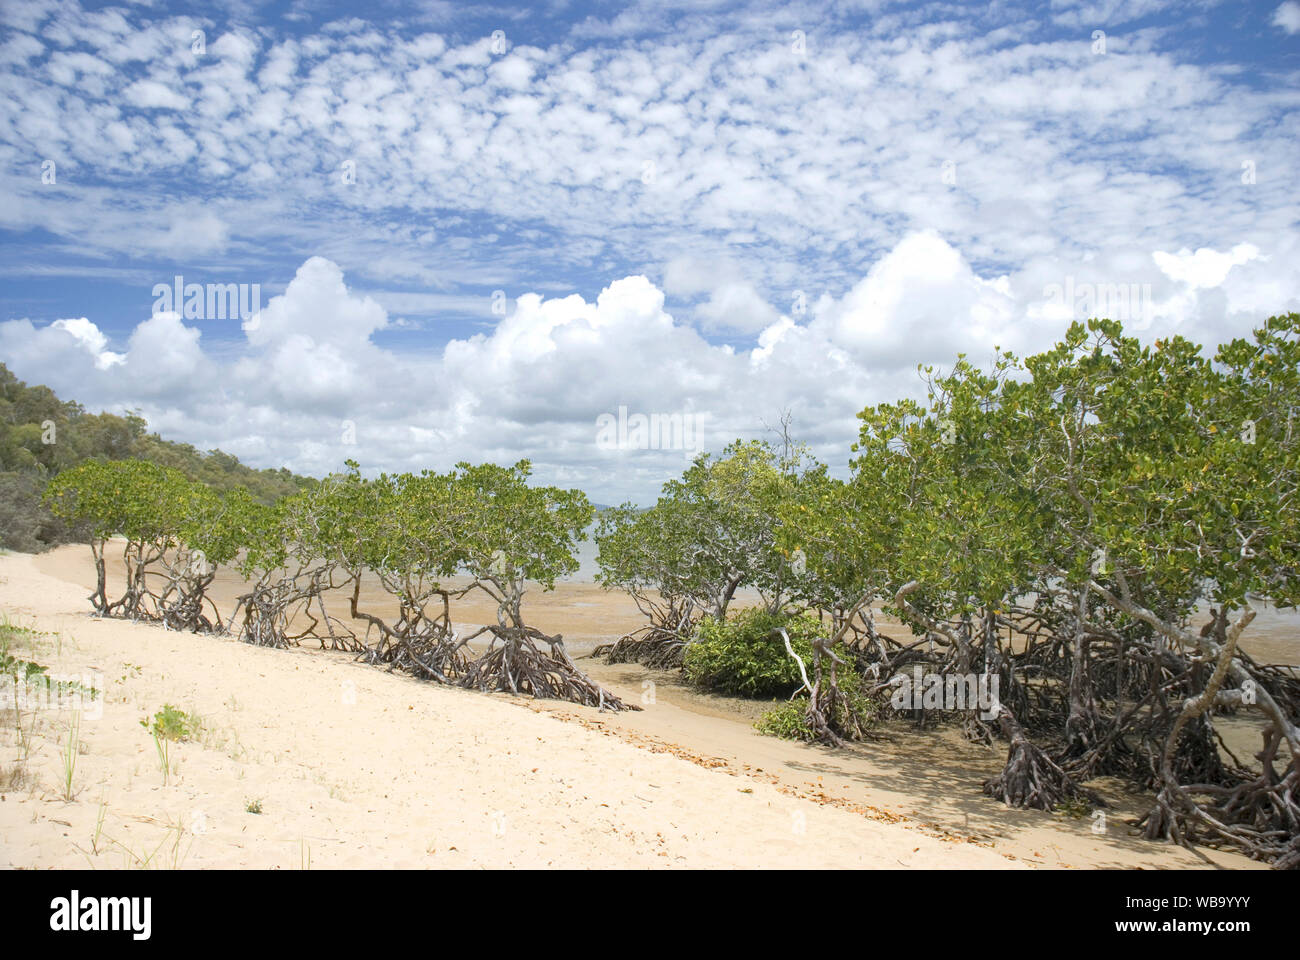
[0,545,1268,869]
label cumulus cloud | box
[1153,244,1261,291]
[663,257,783,335]
[51,317,125,369]
[245,256,387,346]
[816,231,1018,366]
[7,234,1295,503]
[0,316,123,376]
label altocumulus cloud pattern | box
[1,0,1298,503]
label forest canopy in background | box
[0,362,314,552]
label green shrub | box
[684,608,824,697]
[755,699,813,739]
[756,671,880,742]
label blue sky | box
[1,0,1298,503]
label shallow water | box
[1222,601,1300,666]
[48,539,1299,665]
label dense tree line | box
[595,314,1300,867]
[0,362,313,552]
[43,457,633,711]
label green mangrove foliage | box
[44,457,632,711]
[44,459,246,632]
[596,314,1300,868]
[594,437,815,667]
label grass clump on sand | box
[141,704,200,743]
[141,704,201,786]
[1052,796,1095,820]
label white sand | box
[0,547,1259,869]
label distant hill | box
[0,362,315,552]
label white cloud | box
[490,53,535,90]
[816,231,1018,366]
[0,32,43,64]
[1273,2,1300,34]
[123,79,189,110]
[6,237,1294,503]
[122,312,208,397]
[663,257,785,334]
[694,281,782,335]
[246,256,388,347]
[51,317,125,369]
[1153,243,1261,290]
[2,3,1299,501]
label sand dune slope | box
[0,551,1019,869]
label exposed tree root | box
[593,624,693,669]
[361,623,468,684]
[983,708,1097,811]
[233,584,303,649]
[461,626,639,711]
[1140,727,1299,866]
[233,565,358,650]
